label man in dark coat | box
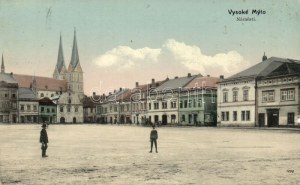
[40,123,49,157]
[149,126,158,153]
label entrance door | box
[73,117,77,123]
[60,117,65,123]
[267,109,279,127]
[258,113,265,127]
[162,115,167,125]
[193,114,198,125]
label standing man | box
[149,126,158,153]
[40,123,49,158]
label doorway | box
[258,113,265,127]
[267,109,279,127]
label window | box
[241,111,250,121]
[287,113,294,125]
[27,105,30,111]
[47,108,50,113]
[12,94,16,98]
[41,107,44,112]
[171,101,176,108]
[60,106,64,112]
[90,108,93,113]
[193,99,197,107]
[148,103,151,110]
[114,106,117,112]
[184,100,188,108]
[162,102,167,109]
[223,92,228,102]
[281,89,295,101]
[154,102,159,110]
[233,91,238,102]
[75,107,78,112]
[262,91,275,102]
[198,99,202,107]
[179,101,183,108]
[233,111,237,121]
[243,90,249,101]
[51,94,54,97]
[20,105,24,111]
[33,105,37,111]
[221,111,229,121]
[182,115,185,122]
[67,106,71,112]
[52,108,55,113]
[40,93,44,97]
[188,100,192,108]
[68,99,72,104]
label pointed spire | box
[1,53,5,73]
[56,33,66,73]
[70,27,80,70]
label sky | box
[0,0,300,95]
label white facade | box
[217,78,256,127]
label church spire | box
[69,28,80,70]
[56,33,66,73]
[1,53,5,73]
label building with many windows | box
[18,88,39,123]
[217,54,300,127]
[0,55,18,123]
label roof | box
[18,88,38,100]
[56,35,66,73]
[184,76,220,89]
[155,74,199,91]
[0,73,18,84]
[69,30,80,70]
[39,97,56,105]
[13,74,67,92]
[226,57,300,81]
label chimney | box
[135,82,139,87]
[114,89,116,93]
[220,75,224,79]
[175,76,178,79]
[119,87,122,91]
[262,52,267,61]
[207,75,210,77]
[187,73,191,77]
[93,92,96,96]
[109,92,112,95]
[151,78,155,84]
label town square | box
[0,124,300,185]
[0,0,300,184]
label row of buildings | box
[84,54,300,127]
[1,30,299,127]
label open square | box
[0,125,299,185]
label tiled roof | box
[18,88,38,100]
[0,73,18,84]
[227,57,300,80]
[39,97,56,105]
[155,74,199,91]
[184,76,220,89]
[13,74,67,92]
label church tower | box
[67,29,84,99]
[53,34,67,79]
[1,54,5,73]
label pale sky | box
[0,0,299,95]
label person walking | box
[149,126,158,153]
[40,123,49,158]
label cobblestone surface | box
[0,124,299,185]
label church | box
[11,30,84,123]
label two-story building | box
[18,88,39,123]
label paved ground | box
[0,124,299,185]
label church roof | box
[13,74,67,92]
[226,57,300,81]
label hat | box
[41,123,47,128]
